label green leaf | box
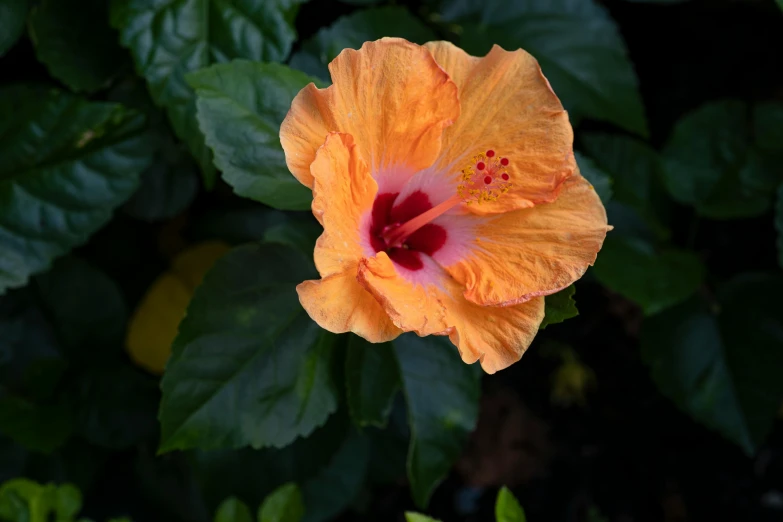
[302,430,370,522]
[259,483,304,522]
[345,336,400,428]
[290,6,437,81]
[581,133,671,237]
[574,152,612,203]
[0,480,82,521]
[191,207,315,247]
[28,0,125,93]
[662,100,777,219]
[262,218,321,258]
[159,244,340,452]
[0,86,153,295]
[123,159,200,222]
[495,487,526,522]
[405,514,440,522]
[641,275,783,454]
[190,412,350,511]
[214,497,253,522]
[592,235,704,315]
[0,0,26,57]
[187,60,318,209]
[494,487,527,521]
[393,335,480,508]
[110,0,298,187]
[539,285,578,329]
[109,77,201,223]
[442,0,647,136]
[776,185,783,269]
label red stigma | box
[501,173,509,181]
[500,158,509,166]
[476,161,486,171]
[484,176,492,184]
[486,149,495,158]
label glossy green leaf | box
[214,497,253,522]
[346,336,400,428]
[0,0,26,57]
[776,185,783,269]
[442,0,647,136]
[290,6,437,81]
[302,430,370,522]
[581,133,670,237]
[641,275,783,454]
[159,244,339,452]
[574,152,612,203]
[187,61,318,209]
[592,236,704,315]
[495,486,526,522]
[662,100,777,219]
[393,335,480,508]
[0,86,153,294]
[28,0,125,93]
[259,483,304,522]
[110,0,298,187]
[539,285,578,329]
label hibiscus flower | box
[280,38,609,373]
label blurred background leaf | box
[0,0,26,57]
[574,153,612,204]
[593,235,705,315]
[641,273,783,454]
[441,0,648,135]
[662,100,781,219]
[290,6,437,81]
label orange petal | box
[444,174,610,306]
[424,41,575,213]
[309,132,375,276]
[358,252,545,374]
[280,38,460,190]
[300,132,401,341]
[297,274,400,343]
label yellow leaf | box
[126,241,230,374]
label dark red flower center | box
[369,190,447,271]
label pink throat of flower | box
[381,149,511,248]
[368,150,512,272]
